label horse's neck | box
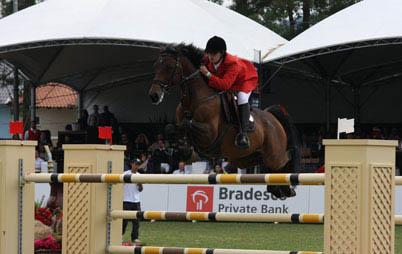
[182,58,216,111]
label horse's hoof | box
[266,185,284,199]
[280,186,296,198]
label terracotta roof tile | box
[36,83,77,109]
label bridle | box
[152,50,224,112]
[152,52,200,94]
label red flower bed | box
[35,235,61,251]
[35,207,53,226]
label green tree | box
[208,0,223,5]
[216,0,361,39]
[1,0,36,18]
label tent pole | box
[325,79,331,135]
[13,68,19,121]
[30,83,36,122]
[78,90,84,120]
[353,85,360,125]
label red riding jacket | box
[204,53,258,93]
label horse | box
[148,44,301,198]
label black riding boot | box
[235,103,253,149]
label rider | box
[200,36,258,149]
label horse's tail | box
[266,105,301,174]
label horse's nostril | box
[150,93,159,102]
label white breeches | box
[236,91,251,105]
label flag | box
[337,118,354,139]
[98,126,112,142]
[9,121,23,136]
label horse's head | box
[149,44,205,105]
[148,46,183,105]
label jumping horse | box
[148,44,301,198]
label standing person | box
[25,120,41,141]
[99,105,115,126]
[78,109,89,131]
[200,36,258,149]
[122,158,143,246]
[88,105,100,127]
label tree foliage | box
[226,0,361,39]
[1,0,36,18]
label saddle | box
[220,92,240,126]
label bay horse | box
[148,44,300,198]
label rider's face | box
[207,52,223,64]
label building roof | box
[36,83,77,109]
[0,86,12,105]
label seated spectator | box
[25,120,41,141]
[137,153,149,174]
[120,133,134,161]
[148,134,168,153]
[148,140,169,174]
[39,130,53,149]
[173,161,187,174]
[370,127,383,139]
[134,133,149,155]
[213,164,226,174]
[35,149,46,173]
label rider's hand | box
[200,65,211,78]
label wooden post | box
[62,144,125,254]
[324,139,397,254]
[0,140,36,254]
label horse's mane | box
[162,43,204,68]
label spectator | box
[370,127,383,139]
[99,105,115,126]
[213,164,226,174]
[122,158,143,246]
[35,149,45,173]
[137,153,149,173]
[148,140,169,173]
[25,121,41,141]
[78,109,89,131]
[87,117,99,144]
[134,133,149,155]
[39,130,53,149]
[120,133,134,161]
[173,161,187,174]
[88,105,100,127]
[148,134,168,153]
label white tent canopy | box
[0,0,285,62]
[261,0,402,125]
[0,0,286,91]
[266,0,402,62]
[0,0,287,123]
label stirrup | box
[246,121,255,132]
[235,133,250,149]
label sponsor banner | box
[35,183,402,214]
[213,185,310,213]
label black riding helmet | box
[205,36,227,54]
